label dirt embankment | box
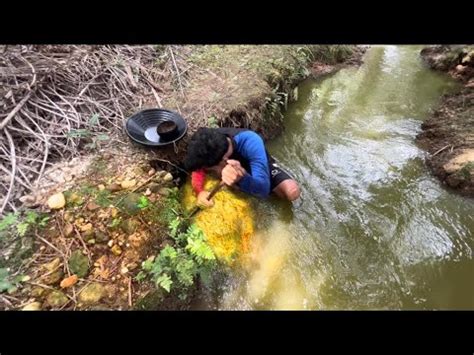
[417,46,474,196]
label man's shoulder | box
[235,130,263,141]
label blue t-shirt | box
[232,131,271,198]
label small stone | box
[87,239,96,245]
[163,173,173,182]
[22,302,42,311]
[86,201,100,211]
[148,168,156,176]
[158,170,167,178]
[118,241,123,246]
[43,258,61,272]
[95,231,109,243]
[46,290,69,308]
[121,193,141,215]
[19,195,37,206]
[111,245,122,256]
[120,267,129,274]
[78,283,105,305]
[127,262,138,271]
[98,184,105,191]
[107,183,122,192]
[158,187,170,197]
[107,240,114,248]
[144,188,152,196]
[121,179,137,189]
[47,193,66,209]
[149,183,161,193]
[64,212,74,222]
[31,287,46,298]
[120,219,139,234]
[79,223,93,233]
[68,250,89,278]
[110,208,118,218]
[63,223,74,237]
[60,275,78,288]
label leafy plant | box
[0,268,29,294]
[137,218,216,298]
[16,211,49,237]
[0,213,17,232]
[66,128,110,150]
[137,196,150,209]
[207,115,219,128]
[0,211,49,238]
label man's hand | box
[197,190,214,208]
[221,159,246,186]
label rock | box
[87,239,96,245]
[144,188,152,196]
[79,223,93,233]
[107,240,114,248]
[121,193,141,215]
[163,173,173,182]
[86,201,100,211]
[95,231,109,243]
[107,183,122,192]
[60,275,78,288]
[63,223,74,237]
[43,270,64,285]
[111,245,122,256]
[64,212,74,223]
[68,250,89,278]
[110,207,118,218]
[22,302,42,311]
[80,223,95,240]
[47,193,66,209]
[46,290,69,308]
[78,283,105,304]
[120,219,139,234]
[127,262,138,271]
[121,179,137,189]
[98,184,106,191]
[19,195,37,206]
[120,267,129,274]
[149,183,161,193]
[148,168,156,176]
[43,258,61,272]
[158,187,170,197]
[31,287,46,298]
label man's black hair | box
[183,128,229,171]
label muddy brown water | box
[193,45,473,310]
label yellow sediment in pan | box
[181,177,254,265]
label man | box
[183,127,300,207]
